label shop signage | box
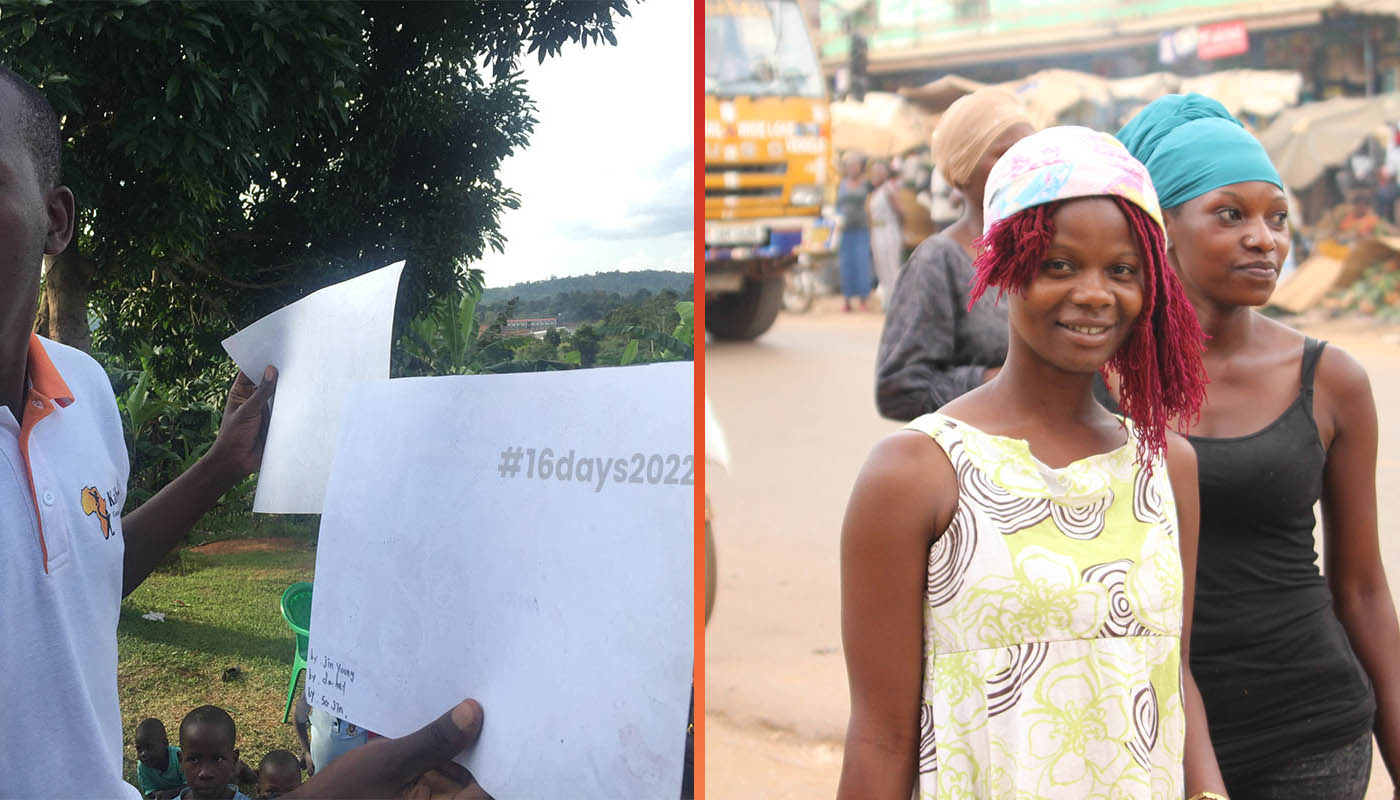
[1197,20,1249,60]
[1158,19,1248,63]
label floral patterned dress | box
[908,413,1185,799]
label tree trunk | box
[45,248,96,353]
[32,277,49,337]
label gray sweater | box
[875,235,1009,421]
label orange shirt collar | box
[26,333,75,407]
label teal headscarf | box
[1116,93,1282,209]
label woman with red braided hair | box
[838,126,1226,799]
[1118,93,1400,800]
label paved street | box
[704,299,1400,798]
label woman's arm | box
[1166,433,1229,795]
[1317,348,1400,784]
[837,431,953,800]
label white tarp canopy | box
[1258,92,1400,190]
[1001,69,1115,127]
[1108,71,1181,102]
[1178,69,1303,120]
[898,74,988,113]
[892,68,1304,135]
[831,91,940,157]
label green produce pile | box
[1324,255,1400,321]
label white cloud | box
[477,2,694,288]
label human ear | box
[42,185,74,256]
[1162,210,1181,255]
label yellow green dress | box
[908,413,1185,799]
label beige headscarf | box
[930,88,1034,189]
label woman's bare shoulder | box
[860,429,955,489]
[1163,429,1198,483]
[848,428,958,540]
[1313,341,1374,415]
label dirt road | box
[704,300,1400,798]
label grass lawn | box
[117,511,319,790]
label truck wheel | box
[706,276,784,340]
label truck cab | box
[704,0,830,339]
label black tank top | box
[1189,338,1375,777]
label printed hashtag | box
[497,445,524,478]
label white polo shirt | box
[0,334,138,799]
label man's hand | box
[121,364,278,596]
[287,699,490,799]
[205,365,277,483]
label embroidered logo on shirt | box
[80,486,112,539]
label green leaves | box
[399,289,491,376]
[672,300,694,345]
[104,345,225,508]
[3,1,632,386]
[121,369,170,434]
[394,281,699,376]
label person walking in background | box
[874,88,1033,420]
[1382,123,1400,224]
[925,166,962,233]
[867,160,904,308]
[839,127,1224,798]
[1374,166,1400,226]
[1119,93,1400,799]
[835,153,873,311]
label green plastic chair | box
[280,581,314,723]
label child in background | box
[255,750,303,799]
[177,705,252,800]
[134,718,185,800]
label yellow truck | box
[704,0,831,339]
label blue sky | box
[476,2,694,288]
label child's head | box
[178,705,240,799]
[256,750,303,798]
[134,718,170,769]
[972,126,1207,466]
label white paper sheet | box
[305,363,694,798]
[221,261,405,513]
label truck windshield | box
[705,1,825,99]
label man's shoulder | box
[907,234,969,272]
[35,335,113,391]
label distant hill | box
[478,269,694,325]
[482,269,692,304]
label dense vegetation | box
[109,272,693,508]
[5,0,630,395]
[481,269,692,307]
